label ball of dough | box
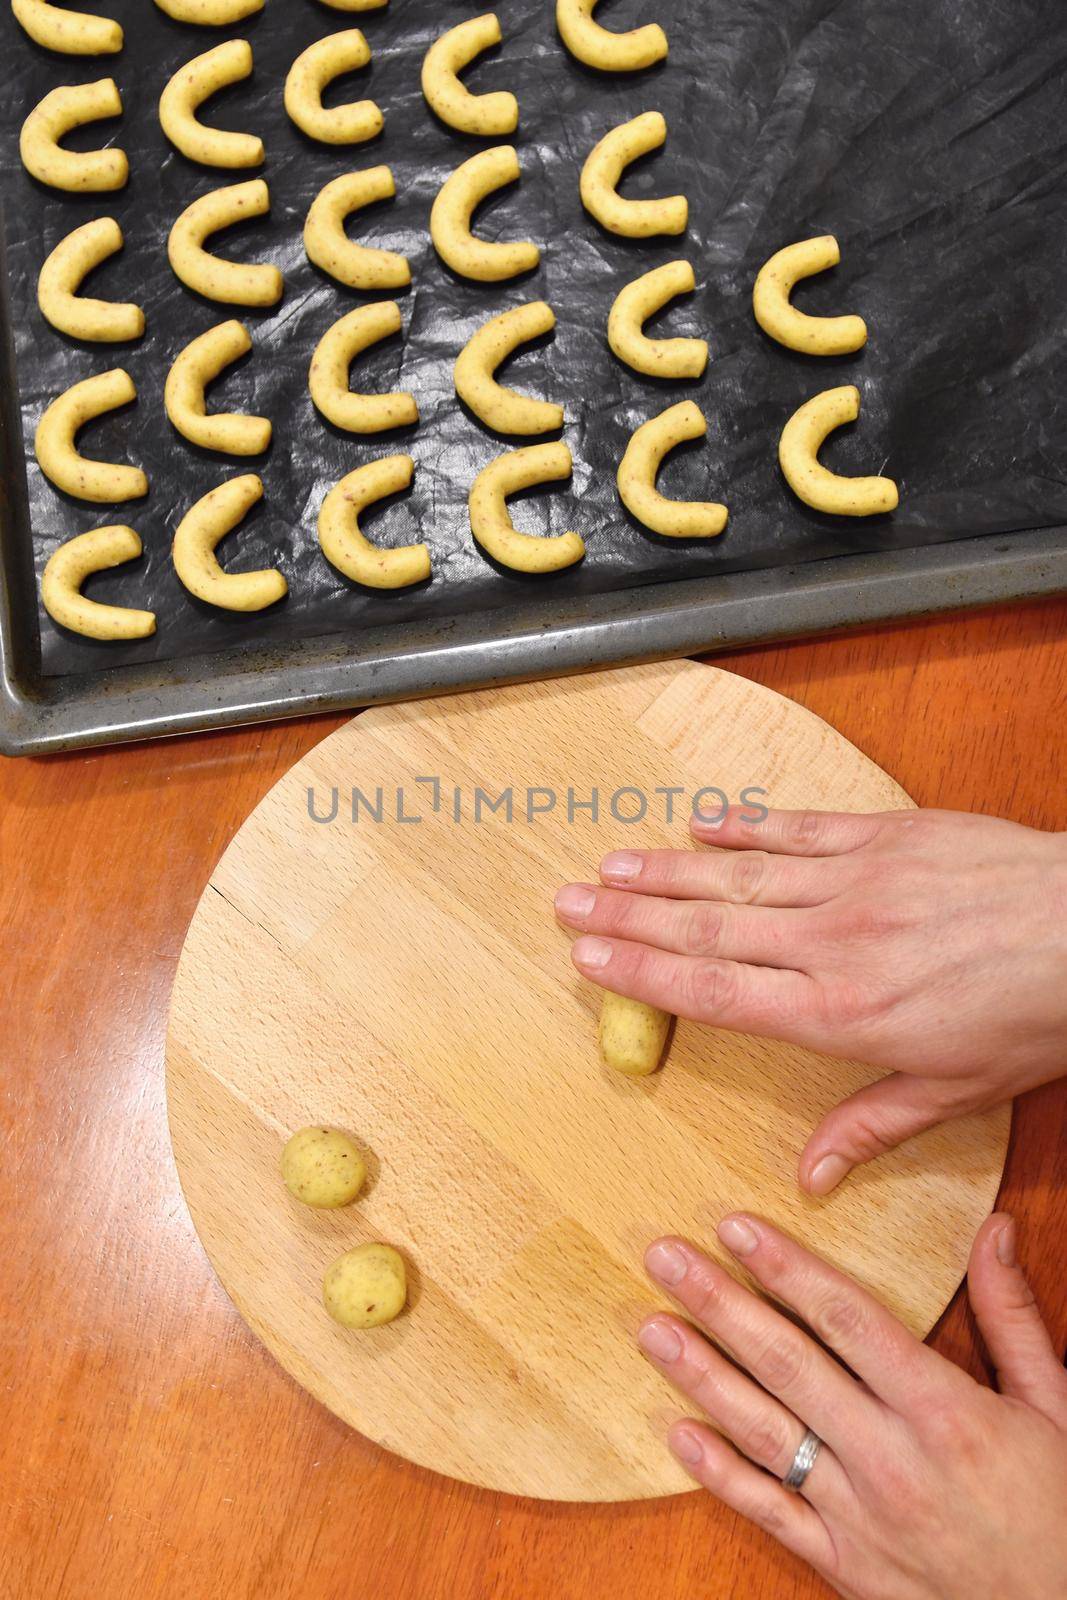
[323,1242,407,1329]
[280,1126,366,1209]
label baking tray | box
[1,0,1065,754]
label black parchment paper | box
[1,0,1065,678]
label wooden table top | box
[5,599,1067,1600]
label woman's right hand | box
[556,805,1067,1193]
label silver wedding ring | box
[782,1428,821,1492]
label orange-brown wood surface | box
[4,600,1067,1600]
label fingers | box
[665,1420,835,1573]
[637,1312,848,1505]
[569,935,821,1041]
[644,1237,877,1453]
[691,803,895,857]
[555,882,810,969]
[967,1213,1067,1425]
[798,1073,963,1195]
[596,847,837,908]
[714,1213,964,1417]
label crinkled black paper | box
[2,0,1065,678]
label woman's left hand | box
[638,1213,1067,1600]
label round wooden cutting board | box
[166,661,1009,1502]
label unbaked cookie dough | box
[165,320,271,455]
[20,78,127,192]
[555,0,667,72]
[617,400,727,538]
[38,218,144,343]
[778,385,898,516]
[35,369,147,502]
[608,260,706,379]
[468,442,584,572]
[421,13,518,137]
[308,303,418,433]
[454,302,563,435]
[430,146,539,282]
[303,168,411,291]
[41,525,155,640]
[167,179,283,306]
[172,474,287,610]
[753,236,867,356]
[280,1126,367,1208]
[580,111,686,237]
[323,1242,407,1329]
[153,0,264,25]
[284,29,382,145]
[318,456,430,589]
[12,0,122,55]
[159,39,264,169]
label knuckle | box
[725,851,769,905]
[811,1290,868,1347]
[754,1331,809,1394]
[685,959,741,1019]
[786,810,823,849]
[748,1495,791,1541]
[742,1414,793,1472]
[685,903,727,956]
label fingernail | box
[717,1215,759,1257]
[572,935,612,972]
[669,1426,704,1465]
[692,812,725,832]
[554,884,596,920]
[638,1319,682,1362]
[996,1217,1016,1267]
[601,851,641,884]
[645,1240,688,1286]
[807,1153,851,1196]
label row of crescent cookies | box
[19,2,405,640]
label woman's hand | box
[638,1214,1067,1600]
[555,807,1067,1192]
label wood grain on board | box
[166,660,1007,1501]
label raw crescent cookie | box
[468,442,584,573]
[159,40,264,169]
[778,385,898,516]
[421,14,518,137]
[303,168,410,291]
[41,526,155,641]
[153,0,264,24]
[617,399,727,538]
[579,111,686,238]
[556,0,667,72]
[317,0,386,9]
[172,474,287,610]
[165,320,271,455]
[753,236,867,355]
[168,179,283,306]
[308,303,418,434]
[38,218,145,343]
[454,302,563,435]
[12,0,122,55]
[318,457,430,589]
[20,79,127,192]
[430,146,539,282]
[608,260,706,379]
[284,30,382,145]
[35,369,148,503]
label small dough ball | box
[281,1126,366,1208]
[324,1242,407,1329]
[599,995,670,1076]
